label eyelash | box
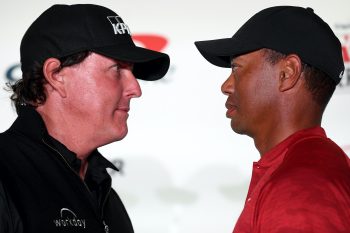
[111,66,122,79]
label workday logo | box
[107,16,131,35]
[53,208,86,229]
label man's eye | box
[231,65,238,72]
[112,64,120,71]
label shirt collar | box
[257,126,327,168]
[11,105,47,141]
[12,105,118,175]
[46,132,119,175]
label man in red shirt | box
[195,6,350,233]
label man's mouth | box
[116,107,130,115]
[118,106,130,112]
[225,101,237,118]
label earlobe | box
[279,54,302,92]
[43,58,67,98]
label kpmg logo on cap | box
[107,16,131,35]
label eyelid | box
[231,63,239,70]
[109,63,120,70]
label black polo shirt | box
[47,135,118,212]
[0,106,134,233]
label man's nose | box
[221,72,234,96]
[125,71,142,98]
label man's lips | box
[225,101,237,118]
[118,107,130,113]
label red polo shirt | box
[233,127,350,233]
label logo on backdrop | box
[5,64,20,82]
[4,34,169,83]
[107,16,131,35]
[132,35,168,52]
[335,23,350,89]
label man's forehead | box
[88,52,133,65]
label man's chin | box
[102,127,129,145]
[230,121,246,135]
[114,128,128,142]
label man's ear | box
[279,54,302,92]
[42,58,67,98]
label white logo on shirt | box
[53,208,86,229]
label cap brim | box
[93,44,170,81]
[194,38,261,68]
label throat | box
[79,160,88,180]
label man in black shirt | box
[0,4,170,233]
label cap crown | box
[195,6,345,84]
[20,4,133,72]
[235,6,344,83]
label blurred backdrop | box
[1,0,350,232]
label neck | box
[253,123,320,156]
[36,105,95,162]
[253,107,322,156]
[79,159,89,179]
[253,84,324,156]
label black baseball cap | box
[195,6,344,84]
[20,4,170,81]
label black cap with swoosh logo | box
[195,6,344,84]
